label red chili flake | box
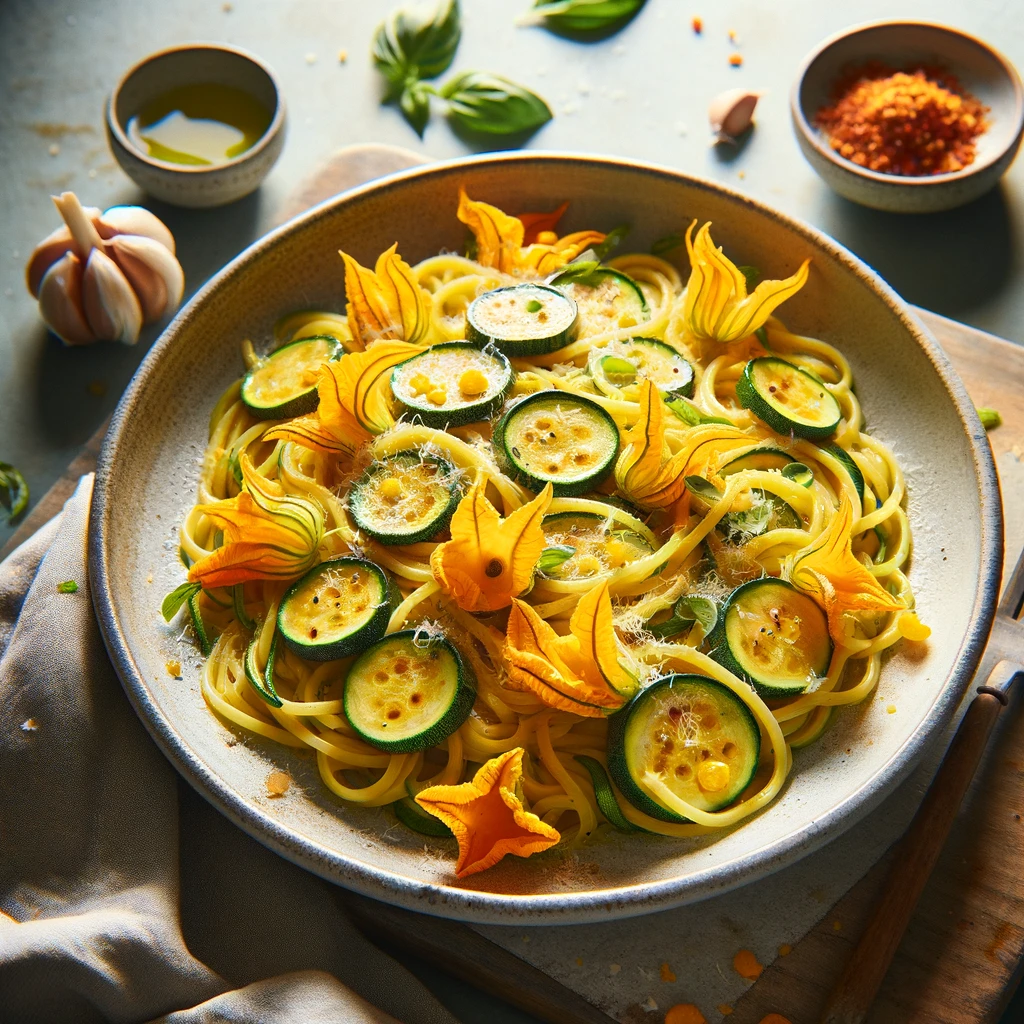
[691,16,703,34]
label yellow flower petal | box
[562,581,637,699]
[340,244,432,347]
[415,747,560,877]
[430,479,552,612]
[683,221,810,343]
[789,495,905,643]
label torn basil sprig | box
[524,0,647,34]
[372,0,552,137]
[0,461,29,524]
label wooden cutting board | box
[7,144,1024,1024]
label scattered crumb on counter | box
[728,29,738,43]
[576,956,584,966]
[691,16,703,34]
[758,1016,793,1024]
[305,53,317,65]
[20,718,39,733]
[733,948,763,980]
[88,168,98,178]
[718,1006,733,1017]
[222,1,233,11]
[642,996,658,1012]
[166,659,182,678]
[738,170,746,179]
[778,943,792,956]
[832,919,842,932]
[664,1004,706,1024]
[729,54,743,68]
[338,49,348,63]
[659,962,676,983]
[49,143,60,156]
[146,574,153,584]
[609,963,621,974]
[266,770,291,797]
[887,704,897,714]
[522,934,530,942]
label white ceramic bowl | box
[89,153,1001,923]
[106,43,286,208]
[792,21,1024,213]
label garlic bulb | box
[708,88,762,143]
[26,192,184,345]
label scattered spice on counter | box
[815,64,989,175]
[609,963,621,974]
[664,1004,706,1024]
[266,770,292,797]
[733,948,764,979]
[691,16,703,34]
[832,919,843,932]
[729,53,743,68]
[777,943,792,957]
[659,962,676,983]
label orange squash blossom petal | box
[415,747,560,877]
[340,244,432,347]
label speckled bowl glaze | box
[106,44,286,208]
[792,21,1024,213]
[89,154,1001,924]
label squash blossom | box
[340,243,433,348]
[457,188,606,277]
[504,580,637,717]
[683,220,810,343]
[430,478,552,613]
[265,340,422,454]
[188,454,324,589]
[788,495,908,644]
[415,746,560,878]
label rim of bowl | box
[107,42,286,175]
[88,152,1003,922]
[791,19,1024,187]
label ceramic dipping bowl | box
[106,43,286,208]
[792,21,1024,213]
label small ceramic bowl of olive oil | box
[107,44,286,208]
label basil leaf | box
[665,397,732,427]
[591,223,630,261]
[400,79,434,136]
[684,475,723,504]
[529,0,646,34]
[537,544,575,574]
[650,232,683,256]
[0,461,29,524]
[781,462,814,487]
[373,0,461,94]
[442,71,552,136]
[737,264,760,290]
[548,259,600,285]
[674,594,718,635]
[977,406,1002,430]
[162,581,202,622]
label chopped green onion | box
[57,580,78,594]
[526,299,543,313]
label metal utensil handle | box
[821,547,1024,1024]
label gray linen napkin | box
[0,475,460,1024]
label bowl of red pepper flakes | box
[791,20,1024,212]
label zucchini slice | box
[241,335,343,420]
[709,577,832,697]
[823,443,865,503]
[575,755,641,833]
[392,796,454,837]
[343,629,475,753]
[736,357,842,440]
[550,267,650,334]
[277,557,392,661]
[589,338,694,399]
[494,392,620,496]
[540,511,653,580]
[607,673,761,822]
[719,448,795,476]
[391,343,514,427]
[348,452,459,545]
[466,284,579,356]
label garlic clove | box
[27,226,74,299]
[37,251,96,345]
[98,205,176,254]
[709,88,762,143]
[82,248,143,345]
[108,234,185,322]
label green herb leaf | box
[442,71,552,136]
[684,475,723,503]
[737,265,760,290]
[372,0,461,95]
[674,594,718,635]
[575,755,641,832]
[591,224,630,261]
[400,79,434,136]
[549,260,601,285]
[57,580,78,594]
[537,544,576,574]
[977,406,1002,430]
[162,581,202,622]
[665,397,732,427]
[782,462,814,487]
[527,0,646,34]
[650,232,683,256]
[0,461,29,524]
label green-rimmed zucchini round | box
[391,343,514,427]
[588,338,694,399]
[540,511,653,579]
[348,452,460,545]
[494,392,620,496]
[466,284,578,356]
[343,629,475,753]
[737,357,842,440]
[550,267,650,334]
[709,577,832,697]
[823,443,865,503]
[277,557,392,661]
[241,335,343,420]
[607,673,760,822]
[719,448,795,476]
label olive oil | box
[126,83,271,166]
